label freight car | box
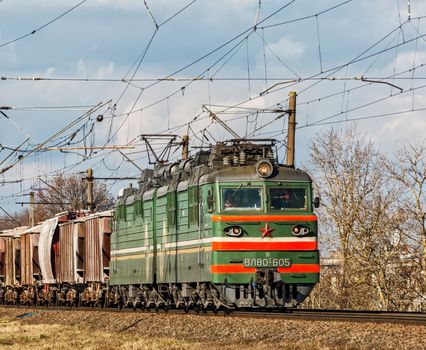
[0,211,112,306]
[109,138,320,310]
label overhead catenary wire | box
[4,75,426,84]
[0,104,96,111]
[107,29,258,142]
[159,0,199,27]
[143,0,159,29]
[110,15,424,132]
[254,30,300,78]
[1,0,426,212]
[199,18,426,129]
[0,110,37,142]
[107,0,201,143]
[0,101,110,175]
[0,0,88,49]
[110,0,299,124]
[260,0,353,30]
[182,70,426,142]
[0,0,410,163]
[315,15,324,73]
[1,54,420,166]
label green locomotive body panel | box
[110,190,157,285]
[170,184,212,283]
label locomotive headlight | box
[255,159,273,178]
[224,226,243,237]
[292,225,310,236]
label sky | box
[0,0,426,213]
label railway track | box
[241,308,426,324]
[2,305,425,324]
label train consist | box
[0,138,319,310]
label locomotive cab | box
[201,147,319,308]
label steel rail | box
[237,308,426,324]
[1,305,425,324]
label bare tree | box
[0,209,30,230]
[0,175,115,228]
[385,142,426,309]
[307,125,419,310]
[308,126,384,308]
[34,174,114,222]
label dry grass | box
[0,321,322,350]
[0,307,424,350]
[0,320,322,350]
[0,321,197,350]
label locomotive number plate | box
[243,258,292,268]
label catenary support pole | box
[286,91,297,168]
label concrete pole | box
[29,191,35,226]
[286,91,297,168]
[182,135,189,160]
[87,168,94,212]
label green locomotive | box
[109,138,319,310]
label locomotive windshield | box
[269,188,307,210]
[222,187,262,210]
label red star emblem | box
[259,223,274,238]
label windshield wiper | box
[232,184,243,198]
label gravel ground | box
[0,307,425,350]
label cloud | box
[383,51,426,74]
[77,59,87,76]
[45,67,56,77]
[96,62,115,79]
[268,36,305,60]
[369,92,426,149]
[0,31,20,66]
